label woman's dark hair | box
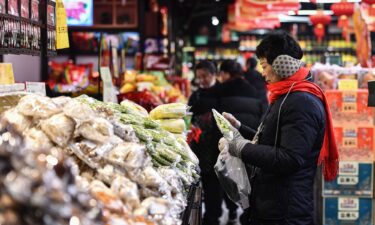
[195,60,217,75]
[255,30,303,64]
[219,60,243,78]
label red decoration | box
[331,2,354,42]
[309,13,332,26]
[362,0,375,5]
[331,2,354,16]
[310,12,331,42]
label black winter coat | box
[189,78,265,173]
[188,84,222,174]
[239,91,326,225]
[215,78,265,134]
[244,69,268,112]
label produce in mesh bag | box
[149,103,188,120]
[76,117,114,144]
[111,120,138,142]
[156,119,186,134]
[63,99,96,123]
[110,176,141,211]
[132,125,153,142]
[212,109,233,140]
[90,180,126,214]
[157,167,183,195]
[16,94,61,119]
[134,197,170,217]
[69,141,101,169]
[51,96,71,108]
[154,142,182,165]
[176,137,199,165]
[1,108,31,133]
[24,128,53,150]
[40,113,75,147]
[171,133,187,140]
[134,166,169,191]
[104,142,150,170]
[120,99,149,117]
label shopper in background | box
[244,57,268,111]
[220,30,339,225]
[188,60,223,225]
[216,60,265,225]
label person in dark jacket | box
[188,61,224,225]
[216,60,265,225]
[220,31,339,225]
[244,57,268,111]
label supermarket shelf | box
[47,51,57,57]
[0,48,41,56]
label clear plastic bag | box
[214,151,251,209]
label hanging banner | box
[56,0,70,49]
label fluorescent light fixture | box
[279,14,311,22]
[212,16,219,26]
[295,10,334,15]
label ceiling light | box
[211,16,219,26]
[297,10,334,15]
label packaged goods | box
[150,103,188,120]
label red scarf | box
[267,67,338,181]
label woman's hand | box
[223,112,241,129]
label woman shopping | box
[220,30,339,225]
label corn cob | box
[149,103,188,120]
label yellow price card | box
[56,0,69,49]
[338,79,358,91]
[0,63,15,84]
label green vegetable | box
[132,125,152,142]
[212,109,233,140]
[143,118,160,129]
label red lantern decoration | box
[309,11,331,42]
[331,2,354,41]
[362,0,375,4]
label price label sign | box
[25,82,46,96]
[56,0,69,49]
[338,79,358,91]
[0,63,15,84]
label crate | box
[323,197,373,225]
[333,127,374,162]
[323,162,373,197]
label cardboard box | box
[323,197,373,225]
[325,90,373,125]
[323,162,373,197]
[334,126,374,161]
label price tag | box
[0,63,15,84]
[56,0,69,49]
[100,67,117,103]
[25,82,46,96]
[339,162,359,176]
[338,197,359,211]
[338,211,359,220]
[337,176,358,185]
[0,83,25,93]
[338,79,358,91]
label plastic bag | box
[214,151,251,209]
[156,119,186,134]
[149,103,188,120]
